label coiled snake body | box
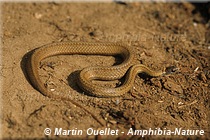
[26,42,164,98]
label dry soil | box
[1,2,210,139]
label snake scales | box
[26,42,165,98]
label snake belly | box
[26,42,163,98]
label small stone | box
[50,88,55,92]
[109,120,117,124]
[34,13,43,19]
[178,102,184,105]
[158,100,164,103]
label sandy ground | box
[1,2,210,139]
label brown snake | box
[26,42,166,126]
[26,42,165,98]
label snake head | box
[163,66,179,75]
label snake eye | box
[165,66,179,75]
